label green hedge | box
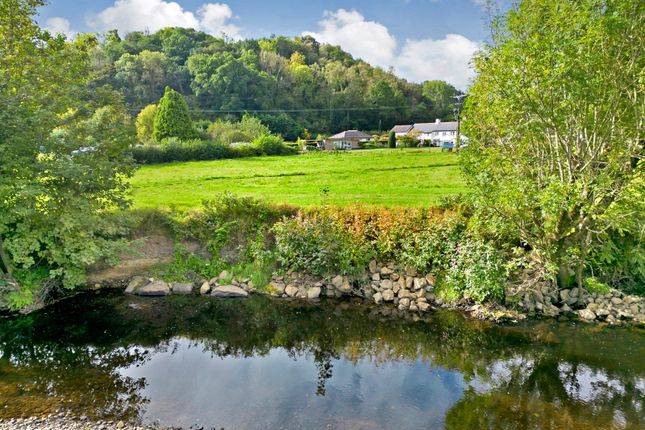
[132,135,297,164]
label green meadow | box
[131,148,466,209]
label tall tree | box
[114,50,177,108]
[0,0,136,291]
[388,131,397,148]
[462,0,644,288]
[422,80,459,120]
[153,86,194,141]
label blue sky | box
[37,0,510,89]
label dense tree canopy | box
[0,0,136,292]
[463,0,644,289]
[90,28,461,136]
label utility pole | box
[452,94,466,151]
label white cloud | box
[303,9,396,68]
[90,0,240,38]
[197,3,239,37]
[45,17,75,38]
[304,10,480,90]
[397,34,480,90]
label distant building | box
[323,130,372,150]
[411,119,467,147]
[390,124,413,137]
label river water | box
[0,291,643,429]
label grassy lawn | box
[131,148,466,210]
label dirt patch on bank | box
[87,234,176,284]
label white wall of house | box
[418,131,467,146]
[417,132,433,142]
[323,140,360,150]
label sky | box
[37,0,509,89]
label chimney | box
[435,119,441,124]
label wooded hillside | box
[90,28,461,138]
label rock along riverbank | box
[123,260,645,326]
[0,414,169,430]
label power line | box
[192,106,411,113]
[129,106,413,114]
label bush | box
[131,139,237,164]
[586,232,645,296]
[207,121,244,143]
[258,113,305,141]
[135,104,157,143]
[179,194,294,262]
[207,115,270,144]
[151,246,222,283]
[219,129,254,144]
[273,212,372,279]
[239,114,271,139]
[192,119,211,137]
[131,135,298,164]
[398,135,419,148]
[443,239,507,303]
[252,134,296,156]
[398,217,466,274]
[135,199,512,304]
[584,277,611,295]
[313,206,462,267]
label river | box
[0,291,643,429]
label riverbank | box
[4,195,641,325]
[0,415,165,430]
[122,259,645,326]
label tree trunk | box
[555,235,574,289]
[576,231,591,289]
[557,262,572,289]
[0,238,12,276]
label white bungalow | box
[323,130,372,150]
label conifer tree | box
[388,131,396,148]
[152,86,194,141]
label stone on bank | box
[120,258,645,326]
[135,280,170,296]
[171,283,193,294]
[211,285,249,298]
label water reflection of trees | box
[446,358,645,429]
[0,293,643,428]
[0,343,149,420]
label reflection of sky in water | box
[3,294,643,428]
[121,337,467,429]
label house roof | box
[327,130,372,140]
[390,124,413,133]
[413,121,458,133]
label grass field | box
[131,148,466,210]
